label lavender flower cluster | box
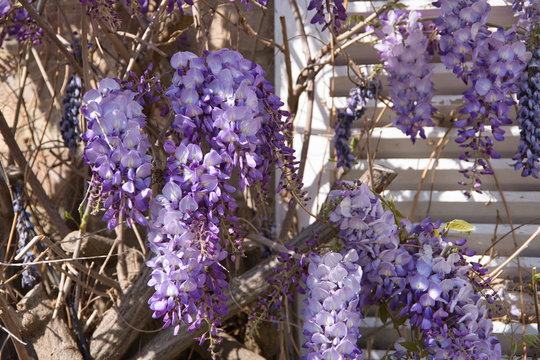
[82,78,153,229]
[146,49,291,341]
[375,10,435,143]
[302,182,501,359]
[392,218,500,359]
[512,0,540,33]
[12,185,39,287]
[433,0,531,191]
[513,47,540,177]
[307,0,347,31]
[335,80,380,169]
[303,250,363,360]
[327,182,402,309]
[0,0,42,47]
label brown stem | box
[279,77,315,240]
[0,110,71,237]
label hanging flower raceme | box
[513,0,540,33]
[307,0,347,31]
[393,219,501,359]
[319,182,501,359]
[12,184,39,287]
[327,182,405,309]
[454,26,530,157]
[512,2,540,178]
[61,73,83,149]
[335,80,381,169]
[61,40,83,150]
[375,10,435,143]
[82,78,153,229]
[432,0,531,193]
[302,250,363,360]
[433,0,491,81]
[146,49,292,345]
[513,47,540,177]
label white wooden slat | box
[329,95,518,127]
[352,126,521,159]
[388,190,540,223]
[469,255,540,277]
[446,224,540,257]
[346,0,517,27]
[332,64,479,97]
[344,158,538,191]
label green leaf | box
[534,273,540,282]
[399,341,419,353]
[393,315,407,327]
[379,304,388,324]
[444,219,475,233]
[522,334,539,347]
[78,199,85,219]
[65,211,79,226]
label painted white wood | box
[387,190,540,223]
[343,158,539,191]
[346,0,517,27]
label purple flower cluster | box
[375,10,435,143]
[12,185,39,287]
[335,80,380,169]
[327,182,402,308]
[433,0,531,192]
[513,47,540,177]
[302,250,363,360]
[82,78,153,229]
[513,0,540,33]
[146,49,291,343]
[455,27,530,153]
[61,73,83,149]
[123,63,166,109]
[79,0,119,28]
[433,0,491,81]
[307,0,347,31]
[391,218,500,359]
[0,0,42,47]
[320,182,501,359]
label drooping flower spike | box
[82,78,153,229]
[145,49,294,347]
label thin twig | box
[490,226,540,280]
[485,157,529,356]
[280,16,294,103]
[279,78,315,240]
[122,0,168,79]
[0,110,71,237]
[17,0,83,75]
[30,47,63,111]
[131,224,147,256]
[409,126,452,219]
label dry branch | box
[0,110,71,238]
[16,284,83,360]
